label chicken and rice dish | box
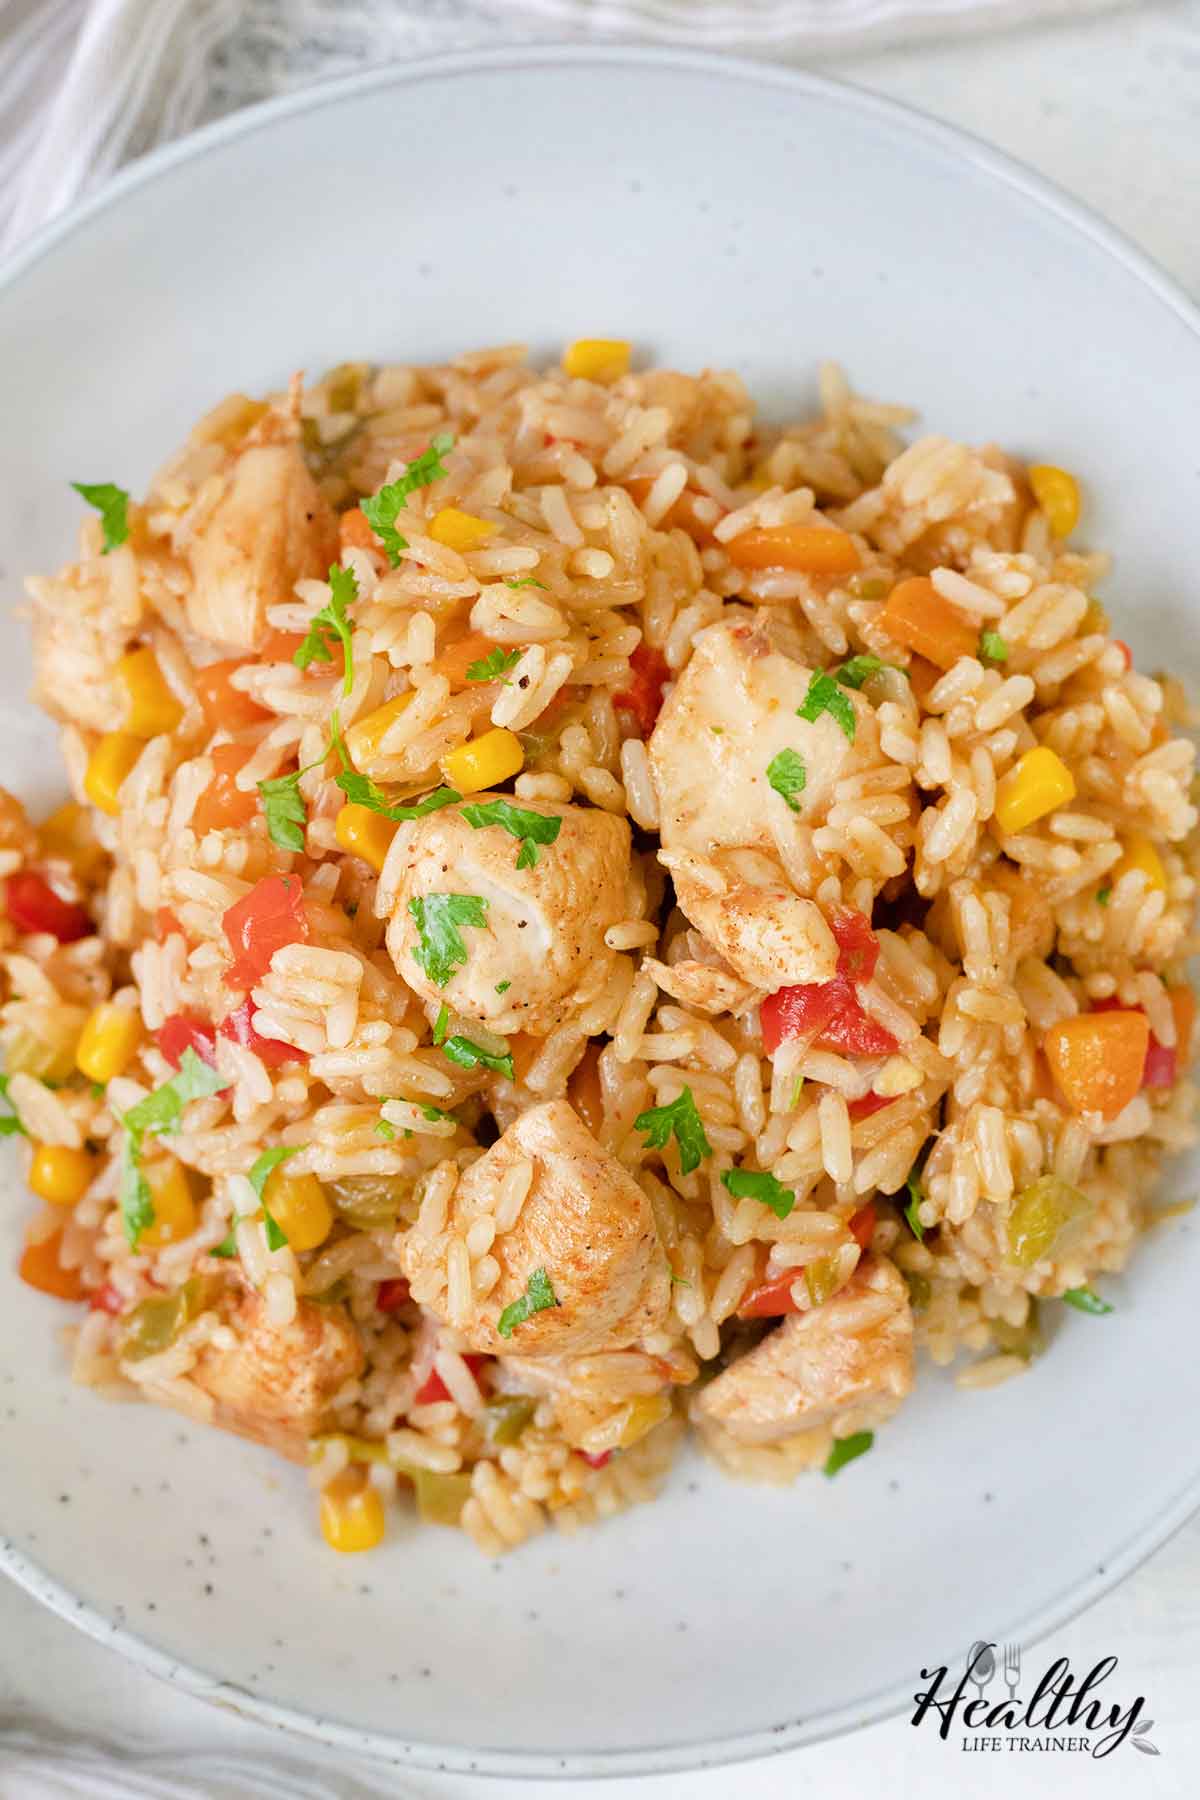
[6,341,1196,1555]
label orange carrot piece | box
[193,742,260,836]
[194,659,270,733]
[1170,987,1196,1069]
[879,577,978,671]
[432,631,506,691]
[339,506,379,552]
[18,1230,86,1301]
[726,523,861,576]
[1043,1011,1150,1121]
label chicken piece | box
[648,618,905,990]
[694,1257,913,1446]
[401,1099,670,1358]
[379,796,631,1036]
[186,442,338,651]
[30,574,134,733]
[642,955,762,1018]
[187,1287,364,1461]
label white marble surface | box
[4,3,1200,1794]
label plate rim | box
[2,39,1199,1777]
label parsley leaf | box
[210,1228,239,1258]
[766,748,807,813]
[248,1145,301,1201]
[1063,1285,1113,1316]
[721,1167,795,1220]
[504,577,546,591]
[979,630,1009,665]
[419,1103,454,1121]
[360,433,454,566]
[497,1266,559,1339]
[258,770,309,852]
[0,1074,28,1139]
[294,563,358,696]
[823,1430,874,1477]
[1096,887,1112,908]
[903,1169,925,1241]
[375,1119,396,1141]
[125,1048,227,1141]
[409,893,489,988]
[332,741,462,821]
[495,980,511,995]
[466,647,521,683]
[440,1034,515,1080]
[433,1003,450,1046]
[835,654,884,690]
[460,797,562,870]
[118,1133,154,1247]
[71,480,130,553]
[634,1087,712,1176]
[798,670,856,742]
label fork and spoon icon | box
[967,1640,1021,1702]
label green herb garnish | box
[0,1074,28,1138]
[504,577,546,591]
[71,480,129,553]
[119,1049,228,1247]
[766,748,807,813]
[835,654,884,690]
[460,797,562,870]
[419,1103,454,1121]
[360,433,454,566]
[798,670,856,742]
[433,1004,450,1046]
[1062,1285,1113,1316]
[495,980,511,995]
[903,1169,925,1242]
[721,1167,795,1219]
[258,769,310,852]
[466,646,522,683]
[209,1229,239,1258]
[440,1035,515,1080]
[497,1266,559,1338]
[375,1119,396,1141]
[1096,887,1112,908]
[409,893,489,988]
[294,563,358,696]
[823,1431,874,1477]
[634,1087,712,1176]
[979,630,1009,665]
[247,1145,302,1250]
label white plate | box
[2,45,1199,1779]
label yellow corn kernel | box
[39,801,106,881]
[75,1001,142,1084]
[141,1158,198,1248]
[994,746,1077,836]
[563,339,631,384]
[344,693,411,767]
[1115,834,1167,894]
[320,1469,386,1552]
[1028,464,1080,538]
[615,1391,672,1450]
[263,1166,333,1252]
[117,646,184,738]
[335,804,398,874]
[29,1142,96,1208]
[84,732,144,815]
[441,728,524,795]
[429,508,496,553]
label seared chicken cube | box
[647,618,910,990]
[186,441,338,651]
[694,1257,913,1446]
[401,1099,670,1357]
[379,797,632,1037]
[188,1288,364,1461]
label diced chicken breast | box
[186,442,338,651]
[379,797,631,1036]
[401,1099,670,1357]
[30,576,134,734]
[187,1288,364,1461]
[694,1257,913,1446]
[648,618,907,990]
[642,954,761,1017]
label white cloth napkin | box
[1,0,1118,249]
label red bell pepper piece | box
[761,975,897,1059]
[848,1201,876,1250]
[222,874,308,989]
[829,908,880,983]
[5,871,91,943]
[414,1353,490,1406]
[847,1091,894,1122]
[376,1278,411,1313]
[156,1012,219,1071]
[737,1268,803,1320]
[219,997,308,1068]
[614,643,670,738]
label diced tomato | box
[218,997,308,1067]
[5,871,91,942]
[222,874,308,989]
[613,643,670,738]
[848,1202,876,1250]
[155,906,184,943]
[414,1353,490,1406]
[88,1282,124,1315]
[376,1278,411,1313]
[847,1091,894,1122]
[194,659,270,733]
[157,1012,219,1071]
[761,976,898,1060]
[193,742,260,837]
[18,1231,86,1302]
[583,1450,613,1470]
[737,1268,803,1320]
[1089,996,1179,1092]
[829,908,880,983]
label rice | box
[8,343,1197,1554]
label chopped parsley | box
[790,1074,805,1109]
[331,715,462,821]
[360,433,454,566]
[433,1003,450,1045]
[979,630,1009,665]
[375,1119,396,1141]
[460,797,562,870]
[1062,1285,1113,1316]
[119,1048,228,1247]
[766,748,807,813]
[0,1074,28,1138]
[797,670,856,742]
[118,1135,154,1248]
[823,1430,874,1477]
[497,1266,559,1338]
[466,646,522,683]
[71,480,129,553]
[720,1167,795,1220]
[409,893,489,988]
[634,1087,712,1176]
[258,768,311,852]
[835,654,884,690]
[1096,887,1112,908]
[247,1145,302,1250]
[440,1034,515,1080]
[419,1103,454,1121]
[903,1168,925,1242]
[504,577,546,591]
[210,1228,238,1258]
[294,563,358,696]
[495,980,511,995]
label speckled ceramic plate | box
[2,45,1200,1778]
